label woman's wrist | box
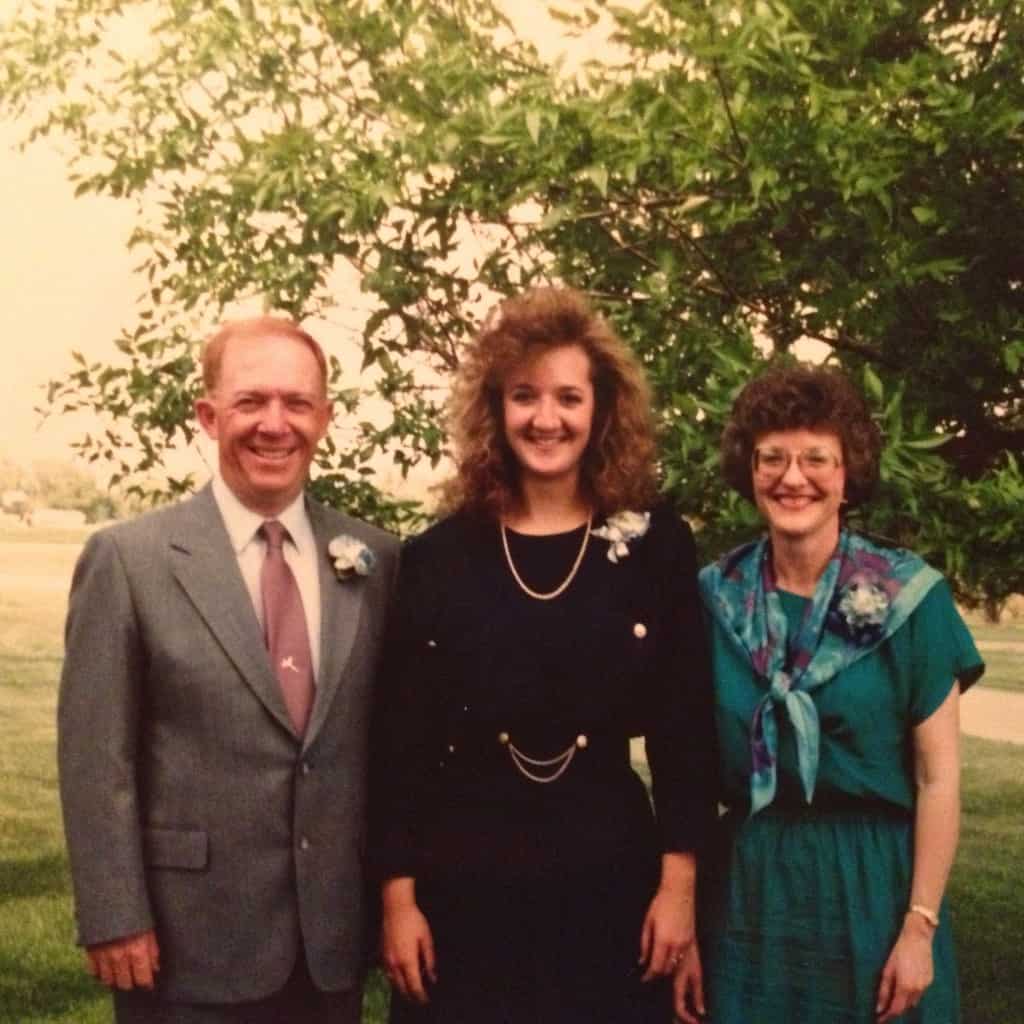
[907,903,940,928]
[903,908,938,940]
[381,876,417,910]
[657,851,697,895]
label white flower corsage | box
[590,510,651,563]
[836,578,889,630]
[328,534,376,581]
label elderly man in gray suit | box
[58,316,400,1023]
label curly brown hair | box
[441,287,658,518]
[720,363,882,508]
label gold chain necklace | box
[500,515,592,601]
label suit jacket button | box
[633,622,648,639]
[299,837,310,851]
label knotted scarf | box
[699,530,941,816]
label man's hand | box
[85,930,160,990]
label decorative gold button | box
[633,622,647,639]
[576,734,588,749]
[498,731,510,745]
[447,744,456,753]
[427,639,438,648]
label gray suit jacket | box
[57,485,399,1003]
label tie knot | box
[769,671,792,703]
[261,520,288,551]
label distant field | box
[973,647,1023,693]
[962,623,1024,694]
[968,621,1024,644]
[0,522,94,547]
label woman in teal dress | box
[692,364,984,1023]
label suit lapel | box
[167,487,296,737]
[304,501,366,748]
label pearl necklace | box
[500,515,593,601]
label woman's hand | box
[638,854,697,983]
[380,878,437,1004]
[875,913,935,1022]
[672,942,706,1023]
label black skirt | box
[388,853,672,1024]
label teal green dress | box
[703,580,983,1023]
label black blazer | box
[371,502,717,883]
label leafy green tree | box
[2,0,1022,608]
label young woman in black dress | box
[371,287,717,1024]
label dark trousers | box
[113,952,363,1024]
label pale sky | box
[0,116,139,462]
[0,1,618,493]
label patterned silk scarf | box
[699,530,942,816]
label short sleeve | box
[903,579,985,724]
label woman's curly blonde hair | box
[441,287,658,519]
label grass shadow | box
[0,946,108,1024]
[0,850,69,901]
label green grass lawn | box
[1,537,1021,1023]
[953,736,1024,1023]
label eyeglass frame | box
[751,445,844,481]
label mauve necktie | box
[259,520,314,737]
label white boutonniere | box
[591,510,651,563]
[328,534,376,581]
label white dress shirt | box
[211,475,322,682]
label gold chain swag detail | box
[498,731,589,783]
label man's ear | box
[317,400,334,441]
[195,397,218,439]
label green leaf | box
[540,205,570,230]
[903,435,950,450]
[584,165,609,198]
[525,110,541,145]
[863,366,883,404]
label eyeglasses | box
[752,446,843,481]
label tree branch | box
[711,59,747,163]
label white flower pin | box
[591,510,651,563]
[328,534,376,581]
[837,580,889,629]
